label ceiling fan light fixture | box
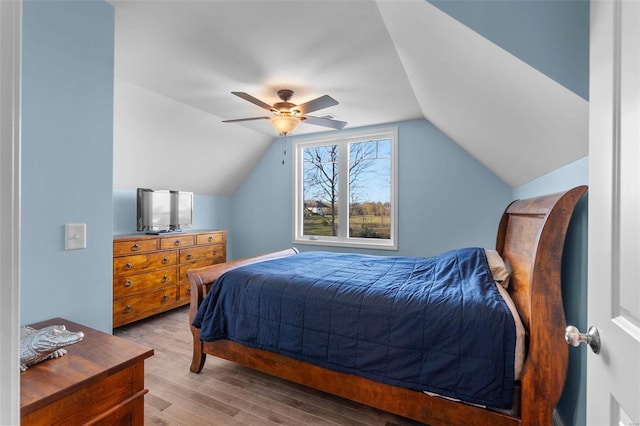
[271,114,300,135]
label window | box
[293,128,397,249]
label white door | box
[588,0,640,424]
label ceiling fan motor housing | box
[277,89,294,101]
[273,90,299,115]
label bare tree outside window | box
[303,145,339,236]
[294,128,397,249]
[303,139,391,239]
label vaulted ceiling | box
[111,0,588,196]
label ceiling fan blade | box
[231,92,274,111]
[303,115,347,130]
[294,95,338,115]
[222,116,271,123]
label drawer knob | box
[174,240,181,246]
[162,294,169,302]
[131,243,140,251]
[187,287,191,295]
[124,263,133,270]
[207,236,213,242]
[162,275,169,283]
[124,280,132,287]
[186,254,193,260]
[213,249,217,255]
[162,257,170,264]
[124,304,132,313]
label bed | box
[188,185,587,426]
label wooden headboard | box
[496,185,587,422]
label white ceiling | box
[111,0,588,195]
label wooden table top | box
[20,318,154,416]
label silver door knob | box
[565,325,601,354]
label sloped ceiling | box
[111,0,588,195]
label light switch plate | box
[65,223,86,250]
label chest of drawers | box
[21,318,153,425]
[113,230,227,327]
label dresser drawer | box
[113,251,177,276]
[113,286,178,327]
[179,244,224,264]
[113,269,177,298]
[113,238,158,256]
[178,283,192,303]
[160,235,195,250]
[196,232,224,245]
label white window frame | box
[293,127,398,250]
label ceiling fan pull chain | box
[282,135,287,165]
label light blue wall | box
[230,118,512,260]
[429,0,589,100]
[21,0,115,332]
[513,157,588,199]
[513,156,589,426]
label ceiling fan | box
[222,89,347,136]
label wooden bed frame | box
[188,185,587,426]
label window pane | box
[303,145,339,236]
[348,139,391,239]
[294,128,396,249]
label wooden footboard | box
[188,248,299,372]
[187,186,587,426]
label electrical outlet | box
[65,223,86,250]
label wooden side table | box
[20,318,153,425]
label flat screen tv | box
[136,188,193,233]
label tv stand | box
[112,229,227,327]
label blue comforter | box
[192,248,516,408]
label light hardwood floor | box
[114,306,427,426]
